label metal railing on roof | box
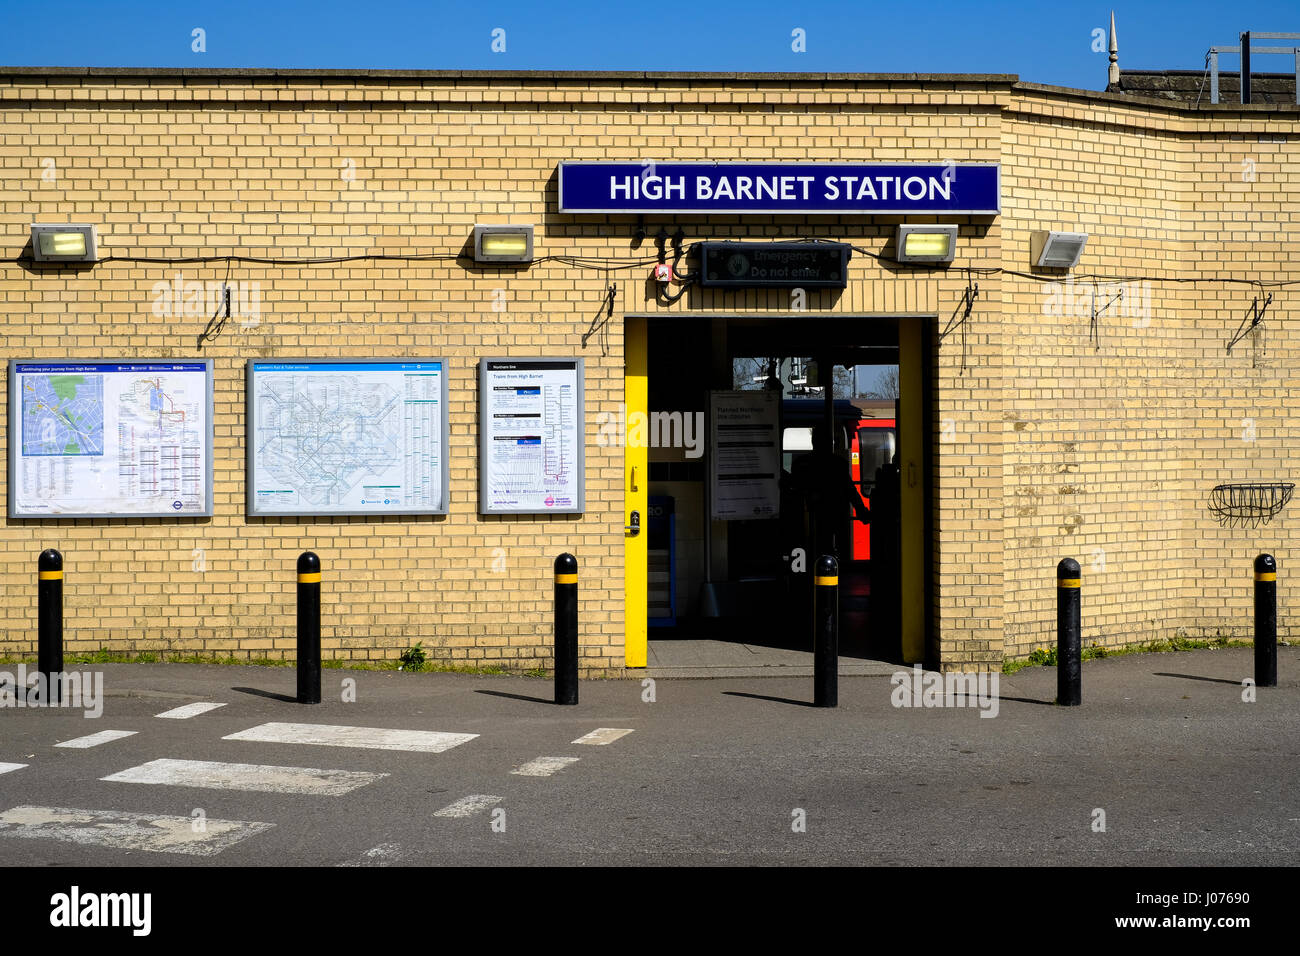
[1207,31,1300,104]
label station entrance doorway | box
[623,314,928,670]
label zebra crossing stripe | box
[55,730,137,749]
[222,722,477,753]
[433,794,501,818]
[337,842,404,867]
[0,805,273,856]
[0,763,27,776]
[155,702,227,719]
[572,728,635,746]
[100,758,387,796]
[511,757,579,777]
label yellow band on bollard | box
[38,570,63,580]
[1255,572,1276,582]
[815,576,838,587]
[1058,578,1081,588]
[555,573,578,584]
[298,572,321,584]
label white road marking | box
[511,756,579,777]
[54,730,137,749]
[572,728,635,746]
[433,794,502,818]
[337,842,404,867]
[155,702,227,719]
[0,763,28,776]
[0,805,273,856]
[100,758,387,796]
[223,722,477,753]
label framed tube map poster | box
[8,359,214,518]
[479,358,585,515]
[247,359,450,516]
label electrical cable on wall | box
[12,243,1292,353]
[10,243,1295,290]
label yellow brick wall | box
[0,72,1295,672]
[1000,90,1300,659]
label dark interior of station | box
[645,315,906,663]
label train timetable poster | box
[9,360,213,517]
[479,358,585,514]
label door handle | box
[625,510,641,536]
[629,466,638,493]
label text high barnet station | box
[2,38,1298,675]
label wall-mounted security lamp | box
[31,224,98,263]
[895,224,958,264]
[1031,230,1088,269]
[472,224,534,264]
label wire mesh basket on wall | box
[1207,482,1294,528]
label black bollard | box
[297,551,321,704]
[37,549,64,706]
[554,553,578,705]
[1057,557,1081,706]
[1254,553,1277,688]
[813,554,838,708]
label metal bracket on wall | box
[1089,282,1123,351]
[581,283,618,353]
[939,276,978,373]
[1225,293,1272,363]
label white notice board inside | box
[709,389,780,520]
[9,359,214,518]
[479,358,585,514]
[247,359,450,516]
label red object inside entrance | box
[851,418,896,560]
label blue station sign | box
[558,161,1000,215]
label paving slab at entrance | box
[646,639,899,678]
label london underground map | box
[248,360,449,515]
[9,361,212,517]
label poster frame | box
[708,388,782,522]
[478,356,585,516]
[246,357,451,517]
[8,357,214,519]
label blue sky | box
[1,1,1297,90]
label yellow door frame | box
[624,314,649,667]
[622,311,930,668]
[898,316,926,664]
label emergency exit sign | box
[698,242,850,289]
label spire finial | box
[1108,11,1120,88]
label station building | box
[1,52,1297,675]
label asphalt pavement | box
[1,647,1297,866]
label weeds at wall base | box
[0,649,543,677]
[1002,635,1255,674]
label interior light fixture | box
[1031,230,1088,269]
[473,224,534,264]
[31,224,98,263]
[895,224,958,264]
